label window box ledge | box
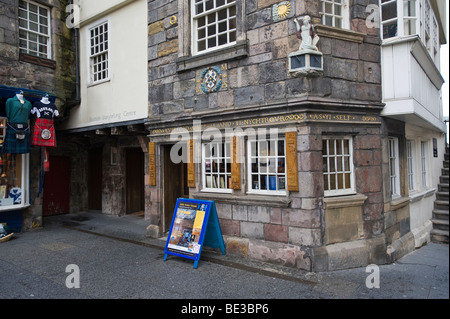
[409,188,436,203]
[390,196,410,210]
[190,191,291,208]
[315,25,366,43]
[19,53,56,69]
[0,204,30,213]
[176,41,248,72]
[323,193,367,209]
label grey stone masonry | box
[146,0,387,272]
[146,0,382,123]
[0,0,76,109]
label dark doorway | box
[126,148,145,215]
[88,146,103,210]
[43,156,70,216]
[163,144,189,232]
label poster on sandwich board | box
[163,198,225,268]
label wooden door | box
[126,148,144,214]
[163,145,188,232]
[88,147,103,210]
[43,156,70,216]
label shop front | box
[0,85,57,233]
[146,100,388,271]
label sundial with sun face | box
[273,1,291,22]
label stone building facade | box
[0,0,77,230]
[3,0,444,273]
[145,0,398,271]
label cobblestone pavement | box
[0,212,448,313]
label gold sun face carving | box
[277,2,291,20]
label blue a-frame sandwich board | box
[163,198,226,268]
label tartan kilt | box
[32,118,56,147]
[2,123,31,154]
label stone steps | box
[431,229,449,244]
[433,209,449,220]
[432,218,449,231]
[431,146,449,244]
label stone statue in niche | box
[294,15,320,51]
[288,15,323,76]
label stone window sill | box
[390,196,410,210]
[323,193,368,209]
[20,53,56,69]
[190,191,291,208]
[315,25,366,43]
[409,188,436,203]
[176,41,248,72]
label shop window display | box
[0,89,55,210]
[247,138,287,195]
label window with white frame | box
[432,16,439,58]
[322,137,355,196]
[202,141,232,192]
[420,141,428,188]
[406,140,416,191]
[424,0,431,39]
[403,0,417,35]
[248,138,286,195]
[191,0,237,55]
[380,0,419,39]
[319,0,349,29]
[421,0,440,60]
[0,150,30,211]
[18,0,51,59]
[88,21,109,84]
[388,137,401,197]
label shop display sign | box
[164,198,225,268]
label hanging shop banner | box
[164,198,226,268]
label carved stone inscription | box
[149,112,380,136]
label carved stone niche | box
[288,49,323,77]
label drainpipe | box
[70,0,81,105]
[70,0,81,107]
[74,25,80,105]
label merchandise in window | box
[18,0,51,59]
[322,137,354,196]
[202,141,232,191]
[191,0,237,55]
[248,138,286,194]
[0,117,30,209]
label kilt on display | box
[32,118,56,147]
[2,123,30,154]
